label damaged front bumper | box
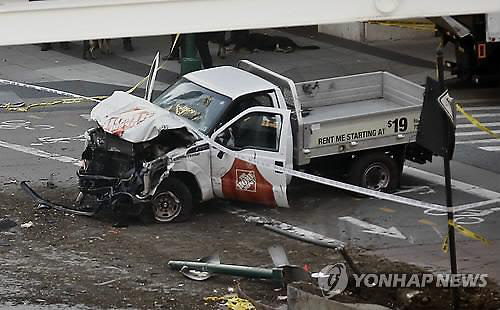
[77,152,174,216]
[75,127,180,216]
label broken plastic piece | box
[20,181,98,216]
[179,266,212,281]
[20,221,33,228]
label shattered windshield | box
[153,78,231,134]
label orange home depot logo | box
[221,159,276,206]
[103,107,154,137]
[235,169,257,192]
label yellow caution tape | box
[367,21,435,32]
[204,295,256,310]
[442,235,449,253]
[226,296,256,310]
[448,219,490,245]
[0,34,181,112]
[456,103,499,139]
[0,96,107,112]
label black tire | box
[151,177,193,223]
[348,152,400,193]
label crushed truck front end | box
[77,91,201,222]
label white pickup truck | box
[73,60,432,222]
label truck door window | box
[217,112,281,152]
[217,93,274,130]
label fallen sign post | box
[168,245,310,286]
[416,48,458,310]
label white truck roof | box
[184,66,277,100]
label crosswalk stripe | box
[456,122,500,129]
[457,113,500,119]
[456,138,500,144]
[456,130,500,137]
[479,146,500,152]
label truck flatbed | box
[238,61,425,166]
[302,98,405,123]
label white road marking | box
[37,134,86,144]
[338,216,406,239]
[432,226,443,239]
[393,185,435,195]
[404,166,500,200]
[456,130,500,137]
[456,138,500,145]
[457,113,500,119]
[425,205,500,224]
[0,119,54,131]
[0,139,79,166]
[457,122,500,129]
[452,198,500,213]
[479,146,500,152]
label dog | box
[232,31,320,53]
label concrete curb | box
[287,285,391,310]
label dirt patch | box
[1,185,499,309]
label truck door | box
[210,107,292,207]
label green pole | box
[180,33,202,75]
[168,260,284,284]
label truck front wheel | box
[348,152,400,192]
[151,177,193,223]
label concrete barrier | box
[287,285,391,310]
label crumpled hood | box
[91,91,193,143]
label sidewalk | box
[0,28,447,102]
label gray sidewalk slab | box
[0,27,450,100]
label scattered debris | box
[20,221,34,228]
[47,173,56,189]
[397,288,423,306]
[180,266,212,281]
[0,240,12,247]
[21,181,98,216]
[0,218,17,231]
[204,294,256,310]
[95,277,128,286]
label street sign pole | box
[181,34,202,75]
[437,48,460,310]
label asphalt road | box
[1,84,499,288]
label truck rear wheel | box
[151,177,193,222]
[348,152,400,192]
